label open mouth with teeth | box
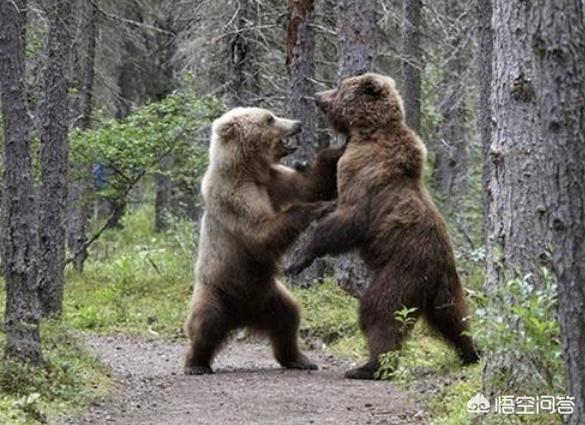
[273,137,299,161]
[275,121,302,159]
[281,137,298,155]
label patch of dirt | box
[63,335,425,425]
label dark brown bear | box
[287,73,479,380]
[184,107,343,375]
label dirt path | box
[64,335,424,425]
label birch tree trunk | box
[401,0,422,134]
[334,0,376,297]
[484,0,550,393]
[433,0,470,213]
[0,0,43,365]
[38,0,73,317]
[532,2,585,422]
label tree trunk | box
[286,0,316,158]
[68,1,97,272]
[401,0,422,134]
[0,0,43,365]
[334,0,376,297]
[155,155,173,232]
[103,6,138,228]
[478,0,493,238]
[284,0,325,286]
[38,0,73,317]
[154,0,179,233]
[227,0,258,106]
[532,2,585,422]
[336,0,377,80]
[484,0,549,393]
[433,0,469,213]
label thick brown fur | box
[287,73,479,380]
[184,107,343,375]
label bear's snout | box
[314,89,335,111]
[287,120,302,136]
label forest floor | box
[1,208,482,425]
[63,334,424,425]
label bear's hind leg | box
[262,282,317,370]
[346,274,419,380]
[425,279,479,365]
[346,305,407,380]
[184,301,231,375]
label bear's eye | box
[266,115,275,124]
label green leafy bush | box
[70,89,222,212]
[473,268,563,396]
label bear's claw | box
[184,365,213,375]
[344,367,377,380]
[282,358,318,371]
[285,257,314,277]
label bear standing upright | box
[184,107,343,375]
[287,73,479,380]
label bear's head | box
[211,107,301,166]
[314,73,405,136]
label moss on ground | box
[0,321,112,425]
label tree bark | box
[433,0,470,213]
[478,0,493,238]
[401,0,422,134]
[334,0,376,297]
[38,0,73,317]
[155,155,173,232]
[154,0,179,233]
[484,0,550,393]
[227,0,258,106]
[68,1,97,272]
[284,0,325,286]
[532,2,585,422]
[0,0,44,365]
[336,0,377,81]
[286,0,316,156]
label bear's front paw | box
[312,200,336,220]
[285,255,315,277]
[292,160,309,172]
[184,365,213,375]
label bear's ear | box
[361,79,384,98]
[215,120,241,140]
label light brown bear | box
[287,73,479,379]
[184,107,343,375]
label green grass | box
[428,366,481,425]
[64,206,195,337]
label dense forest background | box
[0,0,584,424]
